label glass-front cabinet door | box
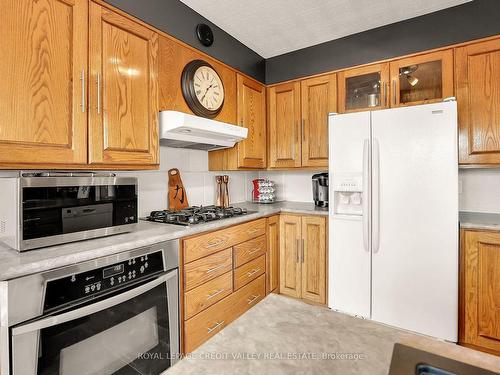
[389,49,454,107]
[338,63,390,113]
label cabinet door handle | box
[247,268,261,277]
[296,239,300,263]
[247,294,260,305]
[207,320,224,333]
[393,80,397,106]
[302,119,305,141]
[301,239,305,263]
[206,263,226,274]
[80,69,85,113]
[96,73,101,114]
[206,289,225,300]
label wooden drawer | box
[184,274,265,353]
[184,271,233,320]
[233,235,267,267]
[184,249,232,291]
[183,219,266,263]
[234,254,265,290]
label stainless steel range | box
[144,205,253,226]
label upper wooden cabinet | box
[268,75,335,168]
[0,0,88,167]
[390,49,453,107]
[89,3,159,166]
[461,230,500,355]
[236,75,267,168]
[301,75,336,167]
[456,37,500,165]
[338,63,390,113]
[268,82,302,168]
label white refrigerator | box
[328,101,458,342]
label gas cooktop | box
[143,206,255,226]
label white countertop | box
[460,211,500,231]
[0,201,327,281]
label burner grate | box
[145,206,251,226]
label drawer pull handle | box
[206,289,225,300]
[247,294,260,305]
[247,268,261,277]
[207,239,225,248]
[207,320,225,333]
[247,228,260,234]
[248,247,263,255]
[206,264,226,274]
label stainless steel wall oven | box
[0,240,180,375]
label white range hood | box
[159,111,248,151]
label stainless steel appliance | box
[2,240,179,375]
[0,172,138,251]
[312,173,329,208]
[144,205,253,226]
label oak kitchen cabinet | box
[338,63,390,113]
[456,37,500,165]
[89,2,159,166]
[267,215,280,293]
[0,0,89,167]
[209,74,267,170]
[389,49,453,108]
[181,218,267,353]
[268,74,336,168]
[0,0,159,169]
[279,214,327,304]
[460,229,500,355]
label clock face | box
[193,65,224,112]
[181,60,225,118]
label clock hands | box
[201,83,214,102]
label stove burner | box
[145,206,251,226]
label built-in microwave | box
[0,172,138,251]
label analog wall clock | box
[181,60,225,118]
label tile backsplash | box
[258,170,326,203]
[118,147,258,217]
[459,168,500,213]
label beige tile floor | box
[165,294,422,375]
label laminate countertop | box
[460,211,500,231]
[0,201,327,281]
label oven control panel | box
[43,251,164,312]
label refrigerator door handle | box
[362,139,370,252]
[373,138,381,253]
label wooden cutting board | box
[168,168,189,211]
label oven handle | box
[12,270,177,336]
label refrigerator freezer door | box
[328,111,371,317]
[371,101,458,341]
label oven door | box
[10,270,179,375]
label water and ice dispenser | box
[331,174,363,215]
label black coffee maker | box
[312,173,329,208]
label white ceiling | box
[180,0,472,58]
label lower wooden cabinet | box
[279,214,327,305]
[184,275,265,353]
[267,215,280,293]
[460,230,500,355]
[181,218,268,353]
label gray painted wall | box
[266,0,500,84]
[105,0,265,82]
